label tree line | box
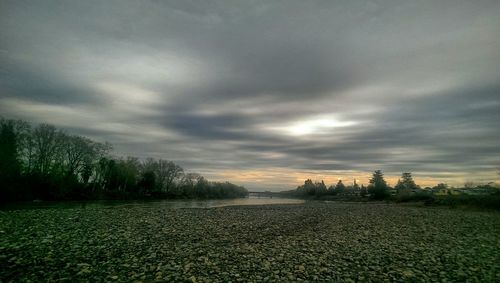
[292,170,499,201]
[0,118,247,202]
[293,170,390,199]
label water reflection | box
[2,196,304,210]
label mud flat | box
[1,202,498,282]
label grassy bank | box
[1,202,498,282]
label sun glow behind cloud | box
[270,116,358,136]
[95,81,162,116]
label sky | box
[1,0,499,190]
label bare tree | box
[32,124,64,176]
[157,159,184,193]
[63,135,100,179]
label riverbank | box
[1,202,498,282]
[281,193,500,211]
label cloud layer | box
[1,0,499,189]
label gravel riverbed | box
[1,202,499,282]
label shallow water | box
[1,196,305,210]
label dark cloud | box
[0,62,102,105]
[166,113,254,140]
[1,0,499,189]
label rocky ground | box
[1,202,499,282]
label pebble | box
[0,202,498,282]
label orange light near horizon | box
[208,168,477,190]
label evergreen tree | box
[368,170,389,199]
[395,172,418,192]
[315,180,327,195]
[335,179,345,194]
[303,179,316,195]
[352,179,360,190]
[335,180,345,190]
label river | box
[0,196,305,210]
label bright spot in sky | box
[284,117,357,136]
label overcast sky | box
[1,0,499,190]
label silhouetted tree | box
[177,172,198,196]
[0,119,22,197]
[432,183,448,190]
[303,179,315,195]
[315,180,328,195]
[327,184,336,195]
[395,172,418,193]
[295,179,329,196]
[368,170,389,199]
[194,176,210,197]
[0,117,247,201]
[334,180,346,194]
[352,179,360,190]
[360,185,368,197]
[115,157,141,193]
[138,171,156,194]
[157,159,184,194]
[32,124,63,176]
[62,135,98,179]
